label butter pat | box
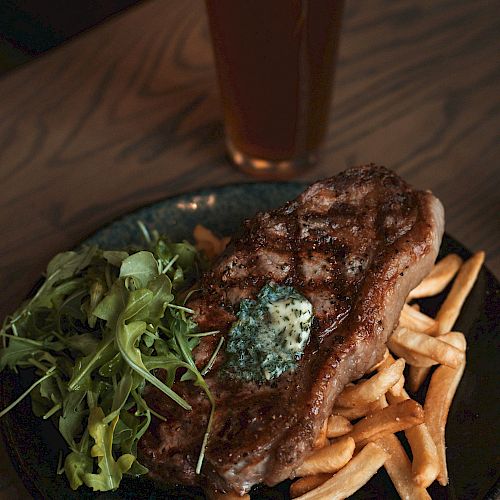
[266,297,312,354]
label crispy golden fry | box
[326,415,353,438]
[376,434,431,499]
[335,358,405,407]
[435,251,484,334]
[399,303,438,334]
[390,372,405,398]
[193,224,230,259]
[385,386,408,405]
[331,397,387,420]
[386,374,440,487]
[376,352,405,397]
[313,419,328,449]
[406,423,440,488]
[407,365,429,393]
[424,332,466,486]
[384,378,439,490]
[388,341,437,368]
[294,442,388,500]
[388,326,464,368]
[382,378,439,489]
[290,474,332,498]
[347,399,424,448]
[398,331,465,391]
[295,436,355,476]
[407,254,463,300]
[367,348,389,372]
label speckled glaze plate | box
[1,182,499,499]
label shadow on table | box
[0,0,139,75]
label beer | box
[205,0,344,178]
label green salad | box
[0,224,217,492]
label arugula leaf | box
[64,333,100,356]
[102,251,129,268]
[92,279,128,329]
[145,274,174,326]
[65,450,93,490]
[82,407,135,492]
[46,248,95,278]
[68,337,115,392]
[116,315,191,411]
[119,251,158,289]
[35,247,97,309]
[103,367,133,424]
[59,389,87,447]
[0,335,64,371]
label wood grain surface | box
[0,0,498,497]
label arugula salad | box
[0,225,215,492]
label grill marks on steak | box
[139,165,444,495]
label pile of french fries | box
[194,226,485,499]
[289,251,484,499]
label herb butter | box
[225,283,313,382]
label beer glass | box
[205,0,345,179]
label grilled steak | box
[139,165,444,495]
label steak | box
[139,165,444,495]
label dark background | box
[0,0,138,75]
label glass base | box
[227,140,317,180]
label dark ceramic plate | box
[1,183,499,499]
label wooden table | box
[0,0,498,497]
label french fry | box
[290,474,332,498]
[376,352,405,398]
[390,372,405,397]
[193,224,230,259]
[294,442,388,500]
[375,351,396,372]
[326,415,352,438]
[408,365,429,393]
[313,419,328,449]
[386,372,440,488]
[335,358,405,407]
[397,328,466,391]
[367,348,389,372]
[424,332,466,486]
[388,327,464,368]
[331,397,387,420]
[382,379,439,489]
[388,340,438,368]
[347,399,424,448]
[295,436,355,476]
[376,434,431,499]
[406,424,440,488]
[435,251,484,334]
[407,254,463,300]
[193,224,217,258]
[438,331,466,345]
[399,304,438,334]
[386,386,408,405]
